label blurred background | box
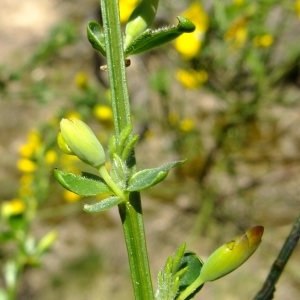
[1,0,300,299]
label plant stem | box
[99,165,123,198]
[100,0,154,299]
[253,213,300,300]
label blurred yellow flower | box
[65,111,82,120]
[93,105,113,122]
[20,174,34,187]
[295,0,300,19]
[19,130,42,158]
[119,0,139,24]
[19,174,34,196]
[176,69,208,89]
[175,2,209,59]
[74,72,88,90]
[233,0,244,6]
[17,159,37,173]
[45,150,58,165]
[224,17,248,48]
[253,34,274,48]
[63,190,81,203]
[1,199,26,217]
[179,118,195,132]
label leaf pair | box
[87,16,195,58]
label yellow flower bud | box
[198,226,264,283]
[60,118,106,169]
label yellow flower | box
[1,199,26,217]
[93,105,113,122]
[224,17,248,49]
[45,150,58,165]
[119,0,139,24]
[295,0,300,19]
[176,69,208,89]
[17,159,37,173]
[63,190,81,203]
[65,111,82,120]
[19,130,42,158]
[175,2,209,59]
[19,174,34,196]
[253,34,274,48]
[179,118,195,132]
[233,0,244,6]
[74,72,88,90]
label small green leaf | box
[122,134,139,161]
[118,124,133,153]
[54,169,112,196]
[176,251,204,299]
[83,196,122,213]
[126,159,187,192]
[87,21,106,57]
[124,16,195,57]
[156,243,187,300]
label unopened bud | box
[125,0,159,47]
[198,226,264,283]
[59,118,106,168]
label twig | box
[253,213,300,300]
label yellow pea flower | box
[224,17,248,49]
[93,105,113,122]
[1,199,26,217]
[63,190,81,203]
[253,34,274,48]
[119,0,139,24]
[175,2,209,60]
[45,150,58,165]
[17,159,37,173]
[295,0,300,19]
[176,69,208,89]
[179,119,195,132]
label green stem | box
[100,0,154,299]
[99,165,123,198]
[177,275,204,300]
[100,0,131,135]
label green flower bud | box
[198,226,264,283]
[125,0,159,47]
[60,118,106,168]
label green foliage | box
[126,159,187,192]
[54,170,112,196]
[1,0,300,299]
[156,243,204,300]
[83,196,122,213]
